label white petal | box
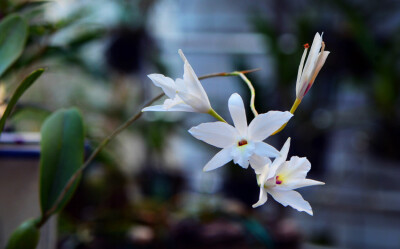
[142,105,166,112]
[228,93,248,136]
[295,47,309,96]
[147,74,177,99]
[297,50,329,99]
[258,161,272,186]
[189,122,238,148]
[163,97,184,109]
[266,167,278,180]
[203,147,233,172]
[248,111,293,141]
[142,99,196,112]
[175,78,187,92]
[309,51,330,85]
[297,33,326,99]
[269,138,291,177]
[298,50,330,98]
[178,49,211,108]
[142,105,196,112]
[301,33,322,79]
[278,156,311,181]
[177,90,211,113]
[289,179,325,189]
[249,154,271,175]
[252,187,268,208]
[269,188,313,215]
[231,141,255,169]
[165,105,196,112]
[315,51,330,73]
[254,142,280,158]
[309,33,323,60]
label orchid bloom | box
[142,49,212,113]
[253,138,324,215]
[189,93,293,173]
[295,32,330,100]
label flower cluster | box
[143,33,328,215]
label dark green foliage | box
[39,108,85,215]
[0,14,28,77]
[5,219,40,249]
[0,68,44,135]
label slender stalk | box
[198,68,260,80]
[238,72,258,117]
[208,108,227,122]
[37,69,259,227]
[289,98,301,114]
[201,68,260,122]
[271,98,302,136]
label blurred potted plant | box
[0,3,49,248]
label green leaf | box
[11,1,51,12]
[39,108,84,215]
[0,14,28,77]
[0,68,44,135]
[5,218,40,249]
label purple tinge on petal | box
[303,82,313,96]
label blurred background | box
[1,0,400,248]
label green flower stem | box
[271,98,302,136]
[289,98,301,114]
[37,68,259,228]
[198,68,260,81]
[238,72,258,117]
[208,108,227,122]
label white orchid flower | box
[296,32,330,100]
[189,93,293,173]
[252,138,324,215]
[142,49,212,113]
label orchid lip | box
[276,175,283,185]
[238,139,248,147]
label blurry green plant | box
[0,14,27,77]
[5,107,84,249]
[0,2,165,247]
[0,4,91,247]
[5,219,40,249]
[39,109,84,218]
[0,11,44,249]
[0,68,44,133]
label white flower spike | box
[189,93,293,173]
[295,32,330,100]
[142,49,212,113]
[252,138,324,215]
